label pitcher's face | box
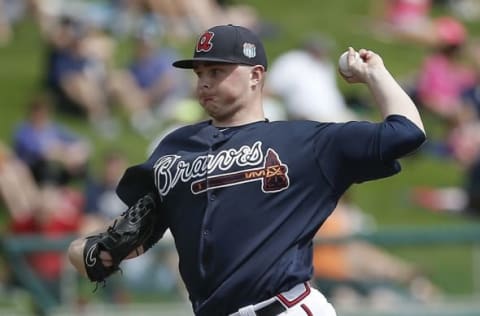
[193,62,255,121]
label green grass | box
[389,245,474,294]
[0,20,44,140]
[1,0,479,297]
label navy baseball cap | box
[172,24,268,70]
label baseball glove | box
[83,192,159,283]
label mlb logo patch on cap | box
[243,43,256,59]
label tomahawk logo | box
[196,31,214,52]
[85,244,98,267]
[191,149,289,194]
[153,142,290,196]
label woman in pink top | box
[417,16,476,120]
[386,0,432,27]
[372,0,436,45]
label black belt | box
[255,300,286,316]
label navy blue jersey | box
[116,115,425,316]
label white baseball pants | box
[229,282,337,316]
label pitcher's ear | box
[250,65,265,85]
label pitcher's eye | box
[210,69,220,77]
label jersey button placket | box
[199,141,217,278]
[200,193,214,278]
[199,193,213,278]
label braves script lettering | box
[154,141,263,195]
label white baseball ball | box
[338,51,360,77]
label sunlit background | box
[1,0,480,315]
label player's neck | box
[211,102,265,127]
[212,97,265,127]
[211,111,265,127]
[212,118,269,130]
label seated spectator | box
[266,34,358,122]
[412,40,480,216]
[313,198,439,305]
[415,16,476,122]
[0,141,83,301]
[369,0,436,45]
[109,27,188,135]
[13,94,90,185]
[43,16,116,134]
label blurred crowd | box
[0,0,262,311]
[0,0,480,314]
[365,0,480,218]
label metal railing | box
[1,224,480,315]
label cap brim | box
[172,57,246,69]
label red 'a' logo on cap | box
[196,31,214,52]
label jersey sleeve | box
[116,122,203,206]
[116,159,169,248]
[116,161,157,207]
[314,115,426,192]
